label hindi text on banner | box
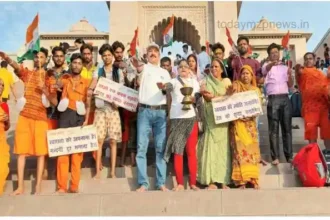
[212,90,263,124]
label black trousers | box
[58,108,85,129]
[267,94,293,161]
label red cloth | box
[122,110,136,142]
[0,103,9,116]
[0,102,9,131]
[174,123,198,186]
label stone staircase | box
[2,86,329,216]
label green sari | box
[197,74,232,185]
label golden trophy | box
[180,86,194,111]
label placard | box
[94,77,139,112]
[47,125,99,157]
[212,90,263,124]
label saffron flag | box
[130,27,139,59]
[163,15,174,46]
[17,14,40,63]
[282,31,290,49]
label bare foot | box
[190,185,200,191]
[253,184,260,190]
[109,173,116,178]
[11,188,24,196]
[221,184,230,189]
[158,185,169,192]
[100,163,104,171]
[260,159,268,166]
[69,189,79,193]
[239,185,246,189]
[136,185,147,192]
[55,189,66,194]
[206,184,218,190]
[34,184,41,195]
[119,162,125,167]
[272,159,279,166]
[93,173,101,180]
[172,185,184,191]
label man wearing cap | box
[131,43,171,192]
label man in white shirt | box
[198,46,211,73]
[131,43,171,192]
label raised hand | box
[156,82,165,90]
[0,51,8,60]
[202,90,214,101]
[295,64,303,75]
[226,85,236,96]
[0,113,8,122]
[130,57,140,69]
[119,61,127,69]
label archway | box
[149,16,202,53]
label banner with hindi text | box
[47,125,98,157]
[94,77,139,112]
[212,90,263,124]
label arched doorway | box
[149,16,202,53]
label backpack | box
[292,143,328,187]
[290,92,302,117]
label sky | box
[0,1,329,57]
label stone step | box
[3,172,303,195]
[1,188,329,216]
[7,163,296,181]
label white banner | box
[94,77,139,112]
[47,125,99,157]
[212,90,263,124]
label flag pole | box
[36,13,44,89]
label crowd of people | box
[0,34,329,196]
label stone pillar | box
[213,1,239,57]
[293,38,307,65]
[109,2,138,47]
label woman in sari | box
[198,59,232,189]
[187,54,204,82]
[230,65,261,189]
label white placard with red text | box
[93,77,139,112]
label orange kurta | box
[298,67,330,140]
[57,74,89,192]
[0,103,10,195]
[14,68,56,156]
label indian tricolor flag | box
[282,31,290,61]
[163,15,174,46]
[17,14,40,63]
